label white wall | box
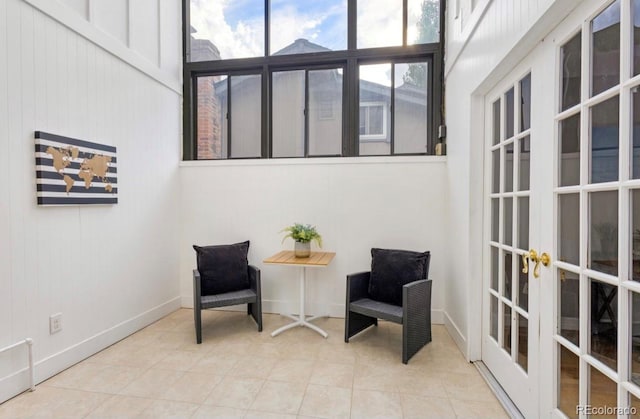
[0,0,182,403]
[179,157,448,323]
[443,0,582,357]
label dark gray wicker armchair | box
[193,266,263,344]
[344,249,432,364]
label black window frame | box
[182,0,445,160]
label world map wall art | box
[35,131,117,205]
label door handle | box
[521,249,550,278]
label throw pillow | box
[369,248,430,306]
[193,241,250,295]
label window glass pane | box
[633,190,640,282]
[505,143,514,193]
[589,190,618,276]
[359,64,391,155]
[520,74,531,132]
[561,32,581,111]
[189,0,264,61]
[588,364,617,412]
[559,113,581,187]
[591,0,620,96]
[505,88,514,139]
[492,99,501,145]
[518,197,529,251]
[504,252,512,300]
[309,69,343,156]
[590,278,617,371]
[558,345,579,419]
[517,314,528,373]
[504,197,513,247]
[196,75,227,159]
[272,71,305,158]
[559,269,579,346]
[559,194,580,266]
[490,294,498,341]
[491,198,499,242]
[394,62,428,154]
[518,256,529,311]
[491,246,499,291]
[408,0,440,44]
[633,88,640,179]
[270,0,347,55]
[492,149,500,193]
[634,0,640,76]
[631,292,640,386]
[631,394,640,417]
[519,136,530,191]
[503,304,512,354]
[230,75,261,158]
[591,96,619,184]
[357,0,402,48]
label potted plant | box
[281,223,323,258]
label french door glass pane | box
[518,257,529,311]
[559,113,580,187]
[590,278,617,371]
[505,88,514,139]
[493,99,501,145]
[491,246,499,291]
[408,0,440,44]
[504,252,512,299]
[189,0,264,61]
[589,191,618,276]
[520,74,531,132]
[491,199,499,242]
[561,32,581,111]
[196,75,228,159]
[631,292,640,386]
[490,294,499,341]
[635,0,640,76]
[632,394,640,417]
[503,304,512,353]
[591,0,620,96]
[492,149,500,193]
[633,190,640,282]
[519,136,530,191]
[357,0,402,48]
[505,143,514,193]
[590,96,619,184]
[518,197,529,251]
[588,364,617,415]
[559,194,580,266]
[309,69,343,156]
[517,314,528,372]
[633,88,640,179]
[230,75,262,158]
[272,70,305,158]
[559,269,579,347]
[394,62,428,154]
[504,197,513,246]
[270,0,346,54]
[558,345,579,419]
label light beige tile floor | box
[0,309,507,418]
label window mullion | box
[402,0,408,47]
[391,63,396,155]
[265,0,270,56]
[227,77,232,158]
[305,71,310,157]
[348,0,357,51]
[262,65,269,158]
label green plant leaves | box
[280,223,322,247]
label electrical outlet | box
[49,313,62,334]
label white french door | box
[483,0,640,418]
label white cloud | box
[357,0,402,48]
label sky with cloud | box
[189,0,434,85]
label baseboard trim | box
[444,311,467,358]
[474,361,524,419]
[0,296,181,404]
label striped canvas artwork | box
[35,131,118,205]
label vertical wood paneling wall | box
[443,0,582,356]
[0,0,181,402]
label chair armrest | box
[346,271,371,303]
[403,279,432,309]
[248,265,261,295]
[193,269,202,308]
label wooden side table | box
[263,250,336,338]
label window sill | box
[179,155,446,168]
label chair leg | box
[402,312,431,364]
[194,307,202,344]
[249,301,263,332]
[345,310,377,342]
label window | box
[183,0,444,159]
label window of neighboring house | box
[183,0,444,159]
